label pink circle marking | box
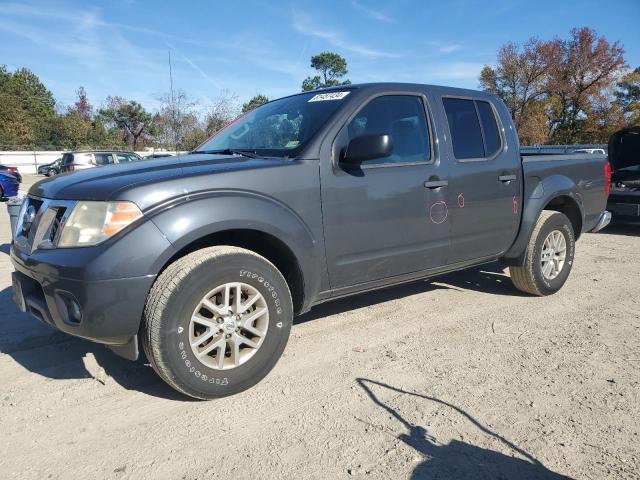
[430,200,448,224]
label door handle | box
[424,180,448,189]
[498,174,517,182]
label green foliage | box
[242,94,269,113]
[0,65,56,148]
[302,52,351,91]
[616,67,640,126]
[50,112,91,149]
[98,100,154,148]
[153,91,203,150]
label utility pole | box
[168,50,178,153]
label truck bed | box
[521,153,609,233]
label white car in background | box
[60,151,143,173]
[573,148,606,155]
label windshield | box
[196,90,352,157]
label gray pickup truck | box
[11,83,611,399]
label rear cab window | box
[443,97,503,160]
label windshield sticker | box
[285,140,300,149]
[308,91,350,102]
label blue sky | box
[1,0,638,113]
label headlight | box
[58,201,143,247]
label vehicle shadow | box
[434,262,528,297]
[296,280,452,323]
[297,262,526,323]
[600,221,639,237]
[2,261,523,400]
[357,378,571,479]
[0,286,190,401]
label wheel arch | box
[160,228,306,315]
[147,194,324,315]
[502,174,584,266]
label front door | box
[321,94,451,289]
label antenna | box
[168,50,178,152]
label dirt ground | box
[1,176,638,479]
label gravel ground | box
[0,175,638,479]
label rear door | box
[321,93,450,289]
[441,96,521,263]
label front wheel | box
[509,211,575,296]
[142,246,293,399]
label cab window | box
[443,98,503,160]
[344,95,431,165]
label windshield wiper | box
[191,148,259,158]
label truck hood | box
[29,153,289,203]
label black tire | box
[509,211,576,296]
[142,246,293,399]
[47,169,57,177]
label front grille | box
[49,209,65,241]
[14,196,76,253]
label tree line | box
[480,27,638,145]
[0,26,637,152]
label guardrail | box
[520,144,607,155]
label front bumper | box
[11,255,155,348]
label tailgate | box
[609,127,640,171]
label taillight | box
[8,167,18,174]
[67,164,75,172]
[604,162,612,197]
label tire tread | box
[509,210,558,296]
[142,246,291,399]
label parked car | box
[0,171,19,200]
[37,158,63,177]
[11,83,613,399]
[0,164,22,183]
[573,148,606,155]
[60,151,143,173]
[607,126,640,221]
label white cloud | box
[165,42,223,90]
[292,13,400,59]
[355,61,484,88]
[428,41,462,54]
[350,1,395,23]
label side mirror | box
[341,134,393,165]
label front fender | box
[147,190,323,309]
[502,174,583,264]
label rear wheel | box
[47,169,57,177]
[509,211,575,296]
[142,246,293,399]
